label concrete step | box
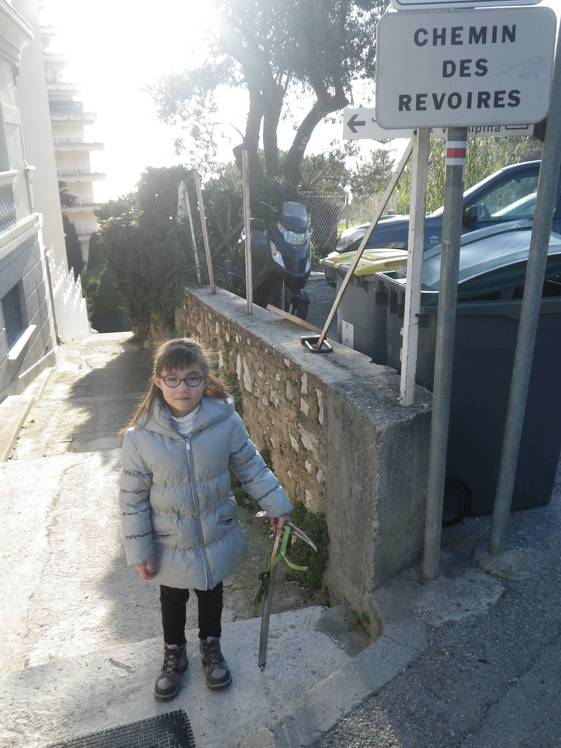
[0,605,399,748]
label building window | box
[2,283,25,347]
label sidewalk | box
[1,331,559,747]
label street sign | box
[375,7,556,129]
[343,108,412,139]
[392,0,540,10]
[342,107,535,140]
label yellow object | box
[321,248,407,277]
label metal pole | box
[315,138,414,350]
[490,27,561,555]
[184,180,202,286]
[400,128,430,406]
[422,127,467,579]
[194,172,216,293]
[241,149,253,314]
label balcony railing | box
[47,82,80,94]
[57,169,105,180]
[50,101,83,116]
[0,171,17,233]
[62,200,100,211]
[50,111,97,124]
[74,225,96,239]
[53,139,104,151]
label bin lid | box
[380,220,561,302]
[320,248,407,277]
[421,221,561,295]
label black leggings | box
[160,582,223,645]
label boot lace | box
[205,640,224,670]
[163,646,183,675]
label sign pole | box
[184,180,202,286]
[400,127,430,406]
[422,127,467,579]
[490,22,561,555]
[194,172,216,294]
[241,149,253,314]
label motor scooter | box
[235,201,312,319]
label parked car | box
[324,160,560,285]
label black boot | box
[154,643,188,701]
[200,638,232,690]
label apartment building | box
[42,24,104,265]
[0,0,56,400]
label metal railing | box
[62,200,99,209]
[53,139,104,150]
[0,171,17,233]
[57,169,105,179]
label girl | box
[119,338,291,701]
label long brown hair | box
[123,338,229,433]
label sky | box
[42,0,561,204]
[42,1,222,201]
[41,0,353,203]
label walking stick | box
[254,511,317,670]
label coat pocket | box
[216,496,240,527]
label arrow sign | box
[343,107,412,140]
[343,106,535,141]
[347,113,366,133]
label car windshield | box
[492,193,537,219]
[428,163,539,218]
[336,225,367,250]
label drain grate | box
[47,710,196,748]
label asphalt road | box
[306,273,337,334]
[318,463,561,748]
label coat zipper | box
[185,437,212,588]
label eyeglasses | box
[161,374,204,388]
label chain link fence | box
[299,192,346,260]
[300,190,399,263]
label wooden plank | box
[266,305,321,333]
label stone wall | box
[178,298,329,513]
[177,287,432,630]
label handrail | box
[0,170,18,188]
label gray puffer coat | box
[119,396,292,590]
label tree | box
[396,136,542,214]
[350,149,395,198]
[62,213,83,279]
[58,181,77,208]
[86,232,104,276]
[152,0,384,194]
[95,168,197,340]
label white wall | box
[14,0,68,271]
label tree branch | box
[283,90,348,188]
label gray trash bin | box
[379,221,561,516]
[320,249,407,363]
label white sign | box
[343,108,412,139]
[375,7,556,129]
[342,107,535,140]
[341,321,354,349]
[392,0,540,10]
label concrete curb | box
[242,606,427,747]
[0,366,53,461]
